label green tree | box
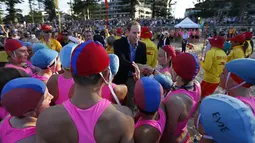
[148,0,176,18]
[72,0,100,20]
[0,4,3,24]
[0,0,23,23]
[4,13,24,23]
[29,0,37,23]
[194,0,253,21]
[24,11,43,23]
[43,0,56,21]
[229,0,249,21]
[0,9,3,24]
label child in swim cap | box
[196,94,255,143]
[31,48,61,83]
[101,54,128,105]
[0,68,29,120]
[4,39,34,76]
[0,77,53,143]
[47,43,76,105]
[157,45,176,75]
[134,77,166,143]
[161,53,201,143]
[154,73,173,96]
[36,41,135,143]
[220,58,255,114]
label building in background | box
[91,0,152,19]
[185,8,201,17]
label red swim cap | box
[163,45,176,59]
[172,53,200,81]
[71,41,110,76]
[4,39,25,55]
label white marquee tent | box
[174,17,201,29]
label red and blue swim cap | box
[71,40,110,76]
[134,77,163,113]
[226,58,255,85]
[1,77,46,116]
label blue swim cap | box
[24,42,32,48]
[154,73,173,90]
[31,48,58,69]
[226,58,255,85]
[134,77,163,113]
[32,43,48,54]
[109,54,119,76]
[199,94,255,143]
[60,43,77,69]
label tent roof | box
[174,17,200,28]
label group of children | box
[0,24,254,143]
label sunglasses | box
[43,31,52,34]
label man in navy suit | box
[114,21,147,109]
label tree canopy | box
[194,0,255,21]
[0,0,24,23]
[71,0,100,19]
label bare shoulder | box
[163,93,190,113]
[103,105,134,128]
[36,105,67,133]
[113,85,128,101]
[112,104,133,118]
[164,93,186,105]
[96,105,134,143]
[135,125,160,143]
[114,84,128,94]
[36,105,76,143]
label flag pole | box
[105,0,109,29]
[55,0,61,32]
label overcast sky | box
[1,0,195,18]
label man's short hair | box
[73,74,102,86]
[72,69,107,86]
[107,36,116,46]
[127,21,140,31]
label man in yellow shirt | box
[227,34,246,62]
[0,50,8,67]
[140,26,158,68]
[106,36,115,54]
[115,28,123,40]
[40,24,62,52]
[243,32,253,58]
[200,36,227,97]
